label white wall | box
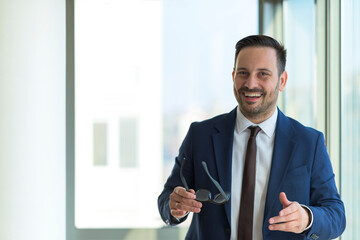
[0,0,66,239]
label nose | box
[244,73,258,89]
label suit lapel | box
[264,109,297,221]
[212,108,237,226]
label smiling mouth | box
[241,92,263,103]
[244,92,262,98]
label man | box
[158,35,346,240]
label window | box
[75,0,163,229]
[341,0,360,238]
[282,0,316,127]
[70,0,258,239]
[260,0,318,128]
[69,0,358,239]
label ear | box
[278,70,288,92]
[232,68,235,81]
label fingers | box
[269,202,306,233]
[169,186,202,218]
[269,200,310,234]
[175,187,196,199]
[279,201,299,217]
[269,219,302,233]
[279,192,291,208]
[269,209,298,225]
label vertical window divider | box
[66,0,76,239]
[315,0,327,135]
[327,0,341,192]
[259,0,285,110]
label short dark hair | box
[234,35,287,75]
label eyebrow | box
[235,67,273,73]
[257,68,272,73]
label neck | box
[240,106,277,124]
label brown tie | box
[238,126,261,240]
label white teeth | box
[245,93,261,97]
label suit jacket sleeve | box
[157,123,195,226]
[304,132,346,239]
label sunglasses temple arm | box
[201,161,228,198]
[180,157,190,192]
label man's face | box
[232,47,287,123]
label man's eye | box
[238,71,248,76]
[260,72,269,76]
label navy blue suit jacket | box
[158,108,345,240]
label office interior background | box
[0,0,358,239]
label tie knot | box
[248,126,261,137]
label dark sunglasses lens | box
[213,193,229,204]
[195,189,211,202]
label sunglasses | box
[180,157,230,205]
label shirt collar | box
[235,106,278,138]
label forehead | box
[235,46,277,70]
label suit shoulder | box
[189,107,236,130]
[286,116,323,139]
[191,112,229,127]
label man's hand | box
[169,186,202,219]
[268,192,310,233]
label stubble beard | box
[234,81,280,121]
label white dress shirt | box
[230,107,278,240]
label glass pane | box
[341,0,360,238]
[282,0,315,127]
[75,0,163,228]
[75,0,258,232]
